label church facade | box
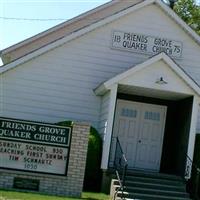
[1,0,200,192]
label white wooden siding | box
[99,92,110,138]
[1,4,200,131]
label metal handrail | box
[185,155,200,200]
[113,137,128,200]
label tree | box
[174,0,200,35]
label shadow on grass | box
[0,190,109,200]
[83,198,98,200]
[82,192,109,200]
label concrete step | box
[111,171,191,200]
[125,176,185,186]
[126,170,183,181]
[117,191,191,200]
[124,181,186,192]
[125,186,189,198]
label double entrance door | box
[113,100,167,171]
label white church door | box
[113,100,167,171]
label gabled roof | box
[0,0,143,64]
[94,52,200,96]
[1,0,200,73]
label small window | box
[121,108,137,118]
[144,111,160,121]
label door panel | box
[112,100,141,168]
[127,120,137,138]
[118,119,126,136]
[135,105,166,171]
[152,124,160,140]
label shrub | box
[57,121,102,192]
[57,121,73,127]
[84,126,102,192]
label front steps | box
[110,170,191,200]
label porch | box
[94,53,200,194]
[108,93,194,177]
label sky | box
[0,0,110,65]
[0,0,199,65]
[1,0,200,49]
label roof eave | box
[94,84,107,96]
[2,0,200,57]
[94,52,200,97]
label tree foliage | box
[174,0,200,35]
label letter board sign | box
[0,117,71,175]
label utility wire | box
[0,16,67,21]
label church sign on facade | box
[0,118,71,175]
[112,30,183,58]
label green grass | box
[0,190,109,200]
[82,192,109,200]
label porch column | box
[185,96,200,177]
[101,84,117,169]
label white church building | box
[1,0,200,196]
